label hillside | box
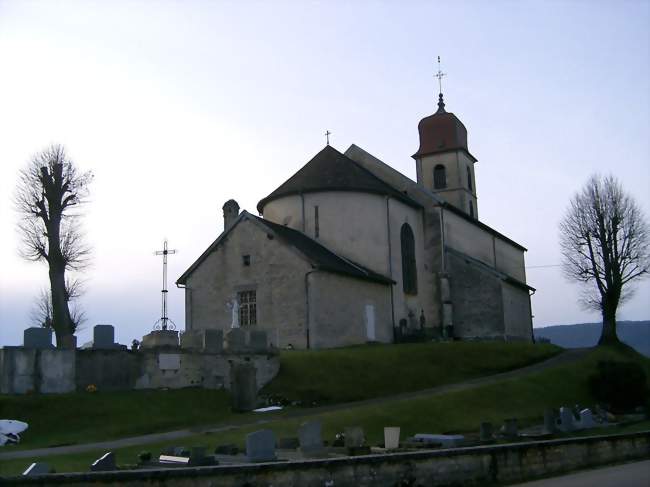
[535,321,650,357]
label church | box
[176,92,535,349]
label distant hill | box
[535,321,650,357]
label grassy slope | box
[262,341,561,404]
[2,343,648,476]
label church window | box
[314,205,319,238]
[238,290,257,326]
[400,223,418,294]
[242,255,251,266]
[469,201,475,218]
[467,167,473,191]
[433,165,446,189]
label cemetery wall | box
[7,430,649,486]
[0,347,75,394]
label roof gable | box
[257,145,420,213]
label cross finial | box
[435,55,446,95]
[153,239,178,331]
[325,130,331,145]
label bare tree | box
[15,144,92,346]
[30,283,86,333]
[559,175,649,345]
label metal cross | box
[325,130,331,145]
[435,55,446,95]
[153,239,177,331]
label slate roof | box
[257,145,421,213]
[176,211,394,286]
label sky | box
[0,0,648,346]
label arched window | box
[400,223,418,294]
[469,201,475,218]
[467,166,473,191]
[433,165,446,189]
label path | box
[0,348,590,461]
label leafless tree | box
[30,283,86,333]
[559,175,649,345]
[15,144,92,346]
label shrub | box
[588,360,648,412]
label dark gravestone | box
[249,330,268,352]
[230,363,257,412]
[344,426,365,448]
[23,463,51,475]
[226,329,246,352]
[543,409,558,434]
[298,420,324,456]
[203,329,223,353]
[246,429,277,462]
[23,328,53,349]
[501,418,518,438]
[558,407,575,432]
[479,422,494,441]
[93,325,115,349]
[90,451,116,472]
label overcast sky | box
[0,1,648,346]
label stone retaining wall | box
[5,430,649,486]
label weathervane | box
[325,130,331,145]
[153,239,177,331]
[435,55,446,95]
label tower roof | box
[257,145,420,213]
[412,94,477,161]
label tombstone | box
[90,451,116,472]
[246,429,277,462]
[558,407,575,432]
[226,328,246,352]
[543,409,558,434]
[159,455,190,465]
[278,437,299,450]
[203,329,223,353]
[577,409,597,430]
[249,330,268,352]
[230,363,257,412]
[23,462,51,475]
[479,422,494,442]
[23,327,53,349]
[344,426,365,448]
[501,418,518,438]
[411,434,464,448]
[93,325,115,349]
[384,427,400,449]
[298,420,324,456]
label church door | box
[365,304,376,341]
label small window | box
[242,255,251,266]
[314,205,319,238]
[433,165,446,189]
[238,290,257,325]
[400,223,418,294]
[467,167,473,191]
[469,201,475,218]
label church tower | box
[412,92,478,219]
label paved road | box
[0,348,590,460]
[509,460,650,487]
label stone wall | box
[0,347,75,394]
[6,431,649,486]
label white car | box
[0,420,28,446]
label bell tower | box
[412,61,478,219]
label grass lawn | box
[262,341,562,404]
[1,343,647,476]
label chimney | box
[222,199,240,231]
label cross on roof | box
[435,55,446,95]
[325,130,331,146]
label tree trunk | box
[49,258,74,347]
[598,302,620,345]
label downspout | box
[386,197,396,341]
[528,288,536,342]
[304,269,318,349]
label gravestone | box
[159,455,190,465]
[249,330,268,352]
[298,420,324,456]
[344,426,365,448]
[578,409,597,429]
[501,418,518,438]
[226,329,246,352]
[203,329,223,353]
[479,422,494,441]
[543,409,558,434]
[23,328,53,349]
[90,451,115,472]
[384,427,400,449]
[558,407,575,432]
[230,363,257,412]
[246,429,277,462]
[93,325,115,349]
[411,434,464,448]
[23,463,51,475]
